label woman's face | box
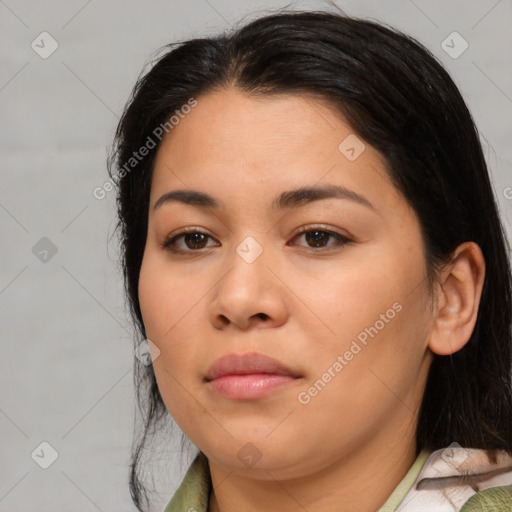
[138,88,435,479]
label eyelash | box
[161,225,352,254]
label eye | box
[289,225,352,251]
[161,225,352,254]
[162,229,218,253]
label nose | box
[208,242,289,331]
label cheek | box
[138,257,186,383]
[138,252,197,338]
[139,248,172,308]
[138,253,206,386]
[297,294,430,442]
[307,261,400,347]
[138,262,201,424]
[306,245,431,392]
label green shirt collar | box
[164,449,430,512]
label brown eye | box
[162,226,351,255]
[305,230,331,248]
[162,230,217,253]
[292,227,351,250]
[182,232,209,249]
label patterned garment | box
[394,445,512,511]
[164,445,512,511]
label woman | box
[108,8,512,512]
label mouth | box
[204,352,302,400]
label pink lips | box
[205,352,300,400]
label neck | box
[207,412,419,512]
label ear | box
[428,242,486,356]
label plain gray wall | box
[1,0,511,510]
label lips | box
[205,352,299,380]
[205,352,301,400]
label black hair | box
[107,7,512,511]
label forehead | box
[155,88,350,168]
[149,88,401,217]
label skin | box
[138,88,485,512]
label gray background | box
[1,0,511,511]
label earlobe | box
[427,242,486,356]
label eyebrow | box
[153,184,377,212]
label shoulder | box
[460,484,512,511]
[396,445,512,511]
[164,451,211,512]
